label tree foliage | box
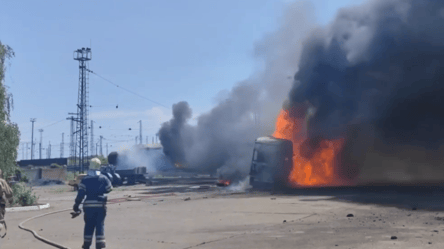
[0,41,20,178]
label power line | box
[40,119,65,129]
[87,69,170,109]
[20,119,66,135]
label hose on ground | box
[18,208,72,249]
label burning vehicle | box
[249,136,293,190]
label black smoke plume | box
[288,0,444,184]
[158,2,316,180]
[158,101,193,166]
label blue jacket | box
[75,175,113,208]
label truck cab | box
[249,136,293,190]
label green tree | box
[0,42,20,178]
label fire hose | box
[18,208,72,249]
[17,193,174,248]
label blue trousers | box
[83,207,107,248]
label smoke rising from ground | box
[288,0,444,184]
[116,147,173,173]
[159,1,316,179]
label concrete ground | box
[2,179,444,249]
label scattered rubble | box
[34,179,65,186]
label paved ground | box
[2,179,444,248]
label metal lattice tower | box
[30,118,36,159]
[138,120,142,144]
[67,116,75,164]
[26,142,29,159]
[48,142,51,159]
[61,133,64,158]
[100,136,103,156]
[38,129,43,159]
[73,47,91,173]
[90,120,94,156]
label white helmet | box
[87,170,101,177]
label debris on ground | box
[184,197,191,201]
[347,214,354,217]
[391,236,397,240]
[34,179,65,186]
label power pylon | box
[99,136,103,156]
[61,133,64,158]
[138,120,142,144]
[72,47,92,173]
[90,120,94,157]
[67,116,75,164]
[38,129,43,159]
[30,118,36,159]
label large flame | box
[273,109,347,187]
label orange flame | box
[217,179,231,186]
[273,109,347,187]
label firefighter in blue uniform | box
[73,170,113,249]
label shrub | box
[20,175,29,183]
[66,171,78,181]
[11,182,38,206]
[50,163,62,168]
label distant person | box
[73,170,113,249]
[0,169,13,236]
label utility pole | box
[138,120,142,145]
[38,129,43,159]
[106,143,108,156]
[95,141,98,156]
[135,136,138,145]
[100,136,103,156]
[73,47,91,173]
[21,143,24,160]
[48,142,51,159]
[26,142,29,159]
[90,120,94,157]
[30,118,36,160]
[61,133,64,158]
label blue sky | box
[0,0,364,159]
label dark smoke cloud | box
[158,101,193,165]
[288,0,444,184]
[159,1,316,179]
